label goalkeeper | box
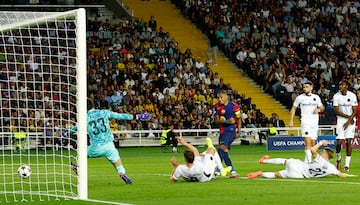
[70,100,133,184]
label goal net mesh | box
[0,9,85,202]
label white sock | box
[304,149,312,163]
[262,172,275,178]
[345,156,351,167]
[116,165,126,174]
[263,158,286,165]
[337,153,342,161]
[213,151,224,170]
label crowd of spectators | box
[0,0,101,5]
[85,12,269,138]
[8,0,358,144]
[0,17,78,146]
[0,1,263,145]
[173,0,360,125]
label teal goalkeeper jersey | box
[71,109,132,145]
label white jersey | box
[333,91,357,123]
[293,93,323,124]
[303,154,340,178]
[172,156,213,182]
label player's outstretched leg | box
[113,160,132,184]
[206,137,214,148]
[336,140,342,170]
[259,155,270,164]
[220,166,232,177]
[230,172,240,178]
[344,156,351,172]
[119,173,133,184]
[247,171,263,179]
[336,159,341,170]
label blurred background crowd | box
[2,0,360,140]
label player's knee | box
[206,147,216,154]
[275,172,283,178]
[219,145,228,152]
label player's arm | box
[310,140,328,158]
[214,113,236,124]
[235,120,242,139]
[177,137,199,156]
[214,114,222,124]
[214,116,235,124]
[110,112,133,121]
[234,105,242,136]
[342,105,358,130]
[336,172,349,177]
[170,157,179,182]
[289,105,297,127]
[317,99,325,112]
[350,105,358,122]
[213,106,235,124]
[333,106,349,118]
[214,106,226,124]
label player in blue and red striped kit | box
[214,90,242,178]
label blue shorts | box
[219,131,236,148]
[88,142,120,163]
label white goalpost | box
[0,8,87,202]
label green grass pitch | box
[1,144,360,205]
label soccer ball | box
[17,164,32,179]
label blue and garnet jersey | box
[214,102,241,134]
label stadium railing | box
[113,126,337,147]
[0,132,44,150]
[0,126,337,150]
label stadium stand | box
[7,0,360,146]
[170,0,360,125]
[124,0,295,132]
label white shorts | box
[336,122,356,139]
[278,159,305,178]
[201,153,217,179]
[301,123,319,140]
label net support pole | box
[75,8,88,200]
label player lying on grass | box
[170,137,231,182]
[247,140,351,179]
[70,100,133,184]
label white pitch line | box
[89,173,360,185]
[131,173,360,185]
[82,174,359,204]
[85,198,134,205]
[87,173,360,186]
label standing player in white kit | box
[289,81,325,162]
[333,80,357,171]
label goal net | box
[0,9,87,202]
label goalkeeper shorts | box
[88,142,120,163]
